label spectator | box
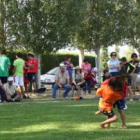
[0,79,7,102]
[13,52,25,99]
[63,56,74,83]
[130,53,139,94]
[107,52,120,77]
[120,57,135,101]
[4,77,20,102]
[52,63,71,100]
[72,66,85,98]
[23,60,29,98]
[0,50,11,84]
[82,58,92,74]
[27,53,38,93]
[82,59,92,94]
[102,70,111,82]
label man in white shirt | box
[4,77,20,102]
[52,63,71,99]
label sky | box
[58,45,138,57]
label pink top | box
[82,63,92,73]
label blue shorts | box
[114,99,126,110]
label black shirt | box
[130,60,139,73]
[120,62,135,74]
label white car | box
[40,67,60,89]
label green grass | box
[0,99,140,140]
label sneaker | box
[120,126,127,129]
[52,98,56,100]
[13,99,20,102]
[129,98,133,102]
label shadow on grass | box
[0,100,140,140]
[0,128,140,140]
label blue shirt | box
[107,59,120,73]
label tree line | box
[0,0,140,54]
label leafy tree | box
[123,0,140,54]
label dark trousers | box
[0,86,6,102]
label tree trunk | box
[35,54,41,89]
[79,48,84,67]
[95,47,101,83]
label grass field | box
[0,98,140,140]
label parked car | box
[40,67,60,89]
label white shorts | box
[13,75,24,87]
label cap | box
[8,77,13,81]
[59,63,66,68]
[74,66,81,70]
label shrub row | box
[6,51,95,75]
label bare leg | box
[20,86,24,99]
[95,110,102,115]
[100,115,118,128]
[118,109,127,128]
[137,85,140,99]
[32,82,36,92]
[127,86,133,100]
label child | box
[102,70,111,82]
[120,57,135,101]
[96,78,124,128]
[100,74,128,129]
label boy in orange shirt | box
[96,78,124,128]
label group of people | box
[51,52,140,129]
[0,50,38,102]
[52,56,97,100]
[96,52,140,129]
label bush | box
[6,51,95,75]
[41,53,95,74]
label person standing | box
[82,59,92,93]
[63,56,74,83]
[13,52,25,99]
[27,53,38,93]
[0,50,11,84]
[107,52,120,77]
[129,53,139,94]
[120,57,135,101]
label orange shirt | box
[96,85,123,111]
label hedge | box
[6,51,95,75]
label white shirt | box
[4,83,18,96]
[107,59,120,73]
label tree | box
[123,0,140,54]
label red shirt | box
[27,58,38,73]
[101,78,127,98]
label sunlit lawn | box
[0,98,140,140]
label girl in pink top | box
[82,59,92,94]
[82,59,92,74]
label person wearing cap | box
[4,77,21,102]
[72,66,85,98]
[52,63,71,100]
[120,57,135,101]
